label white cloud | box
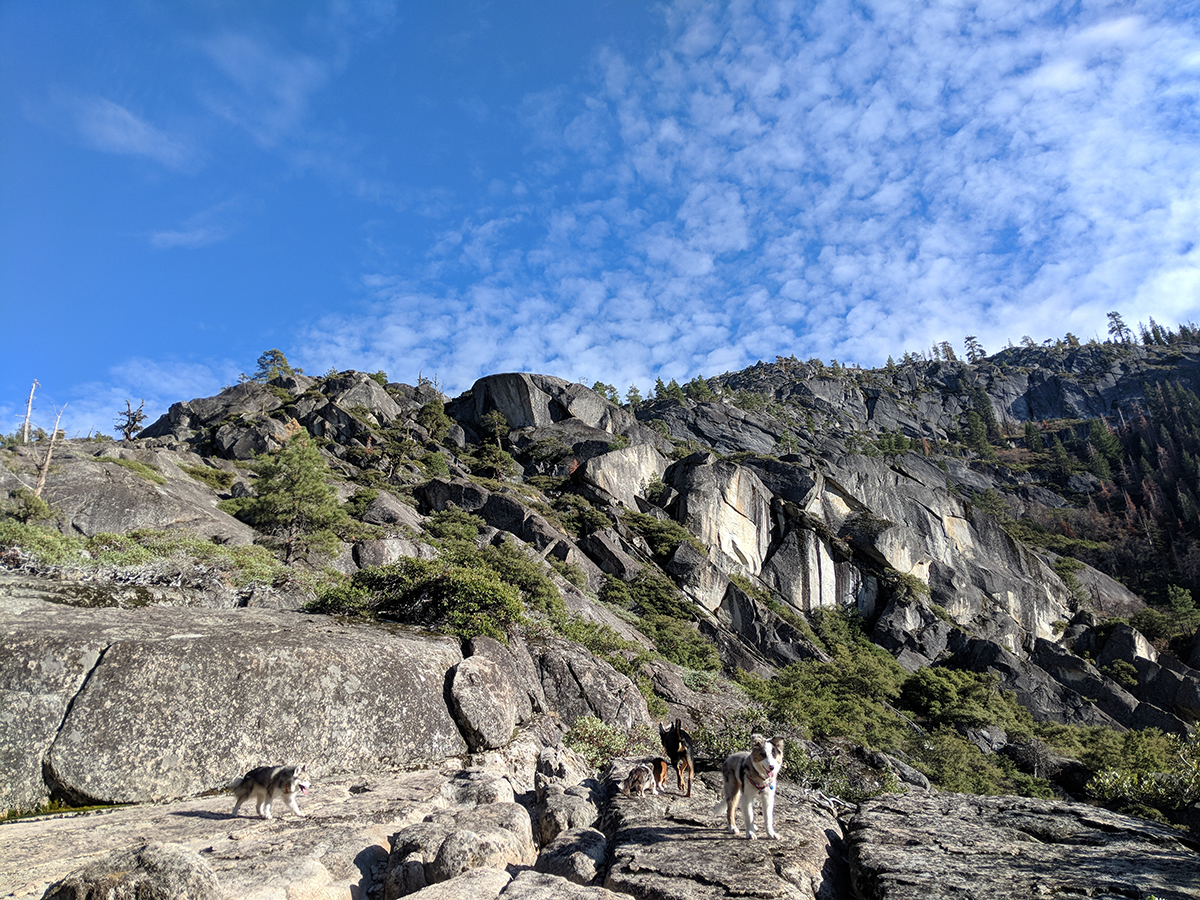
[201,32,328,147]
[288,0,1200,394]
[71,97,191,169]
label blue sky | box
[3,0,1199,437]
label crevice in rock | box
[42,644,111,807]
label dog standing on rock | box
[713,735,785,839]
[231,765,310,819]
[658,718,695,797]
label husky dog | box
[622,763,659,798]
[658,718,695,797]
[231,765,310,819]
[713,734,785,839]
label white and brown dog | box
[622,762,659,798]
[713,734,785,839]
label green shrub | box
[310,557,524,641]
[564,716,659,768]
[622,510,704,559]
[104,458,166,485]
[344,488,379,520]
[419,452,450,477]
[900,667,1032,735]
[1087,733,1200,810]
[2,487,52,523]
[553,494,610,537]
[639,614,721,671]
[423,506,485,545]
[178,464,236,492]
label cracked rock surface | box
[847,792,1200,900]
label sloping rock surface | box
[847,792,1200,900]
[1,595,466,810]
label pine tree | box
[625,385,643,410]
[654,377,668,400]
[254,349,296,382]
[1024,421,1044,452]
[666,379,687,403]
[241,428,346,563]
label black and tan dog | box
[658,718,695,797]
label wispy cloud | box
[201,32,328,147]
[298,0,1200,392]
[148,198,247,250]
[71,97,191,170]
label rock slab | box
[847,792,1200,900]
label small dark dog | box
[658,718,695,797]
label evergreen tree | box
[1087,419,1123,468]
[964,411,995,460]
[416,399,452,442]
[685,376,714,401]
[625,385,643,410]
[964,336,985,363]
[1049,434,1072,478]
[654,377,668,400]
[1023,421,1044,452]
[1107,311,1132,343]
[254,349,296,382]
[666,379,687,403]
[241,429,346,563]
[481,410,510,448]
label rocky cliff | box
[3,345,1200,898]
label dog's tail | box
[711,797,727,816]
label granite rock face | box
[0,596,467,809]
[847,792,1200,900]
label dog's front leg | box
[288,798,306,817]
[764,789,778,839]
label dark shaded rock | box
[41,842,220,900]
[953,636,1124,729]
[847,792,1200,900]
[1031,638,1139,725]
[665,540,730,613]
[534,827,608,885]
[580,529,644,581]
[716,582,826,668]
[1098,623,1158,668]
[533,783,600,846]
[532,641,650,730]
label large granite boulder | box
[577,444,669,509]
[41,842,221,900]
[0,444,255,544]
[848,792,1200,900]
[1,596,466,810]
[531,640,651,730]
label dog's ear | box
[674,718,683,731]
[770,736,786,756]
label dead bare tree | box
[21,380,38,443]
[33,405,65,499]
[116,399,147,441]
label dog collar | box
[748,770,777,792]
